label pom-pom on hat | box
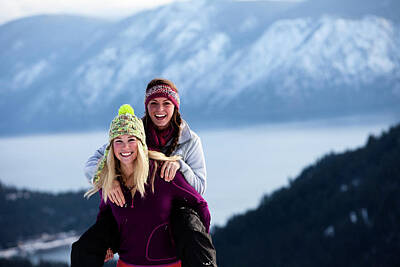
[93,104,148,183]
[108,104,146,143]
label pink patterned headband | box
[145,85,180,109]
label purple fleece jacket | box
[97,162,211,266]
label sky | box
[0,0,179,25]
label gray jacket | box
[84,120,207,195]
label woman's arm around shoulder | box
[176,130,207,195]
[84,143,107,184]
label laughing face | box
[113,135,138,166]
[147,97,175,130]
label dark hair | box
[143,78,182,156]
[146,78,178,93]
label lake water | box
[30,245,72,265]
[0,115,398,264]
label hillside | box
[0,0,399,135]
[0,257,68,267]
[0,186,99,249]
[212,123,400,266]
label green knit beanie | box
[93,104,148,183]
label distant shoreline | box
[0,231,78,259]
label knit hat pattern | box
[145,84,180,109]
[93,104,148,183]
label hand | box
[104,248,114,262]
[107,179,125,207]
[160,161,180,182]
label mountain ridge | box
[1,0,399,135]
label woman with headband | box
[80,79,217,266]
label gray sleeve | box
[84,143,107,184]
[176,135,207,195]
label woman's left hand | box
[104,248,114,262]
[160,161,180,182]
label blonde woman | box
[71,105,210,267]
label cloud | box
[0,1,26,25]
[0,0,177,25]
[236,0,306,2]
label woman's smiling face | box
[147,97,175,130]
[113,135,138,165]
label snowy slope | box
[0,0,399,134]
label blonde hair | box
[85,140,180,203]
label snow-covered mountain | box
[1,0,399,135]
